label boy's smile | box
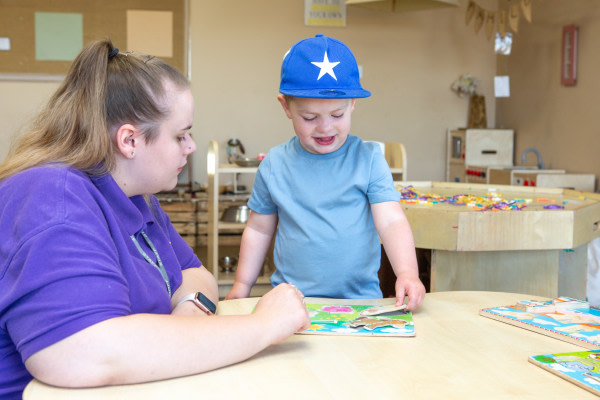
[278,95,356,155]
[314,135,336,146]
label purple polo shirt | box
[0,165,201,399]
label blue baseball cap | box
[279,34,371,99]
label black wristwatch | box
[176,292,216,315]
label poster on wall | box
[35,12,83,61]
[304,0,346,27]
[127,10,173,58]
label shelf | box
[208,140,272,298]
[218,221,246,230]
[217,274,271,285]
[218,164,258,173]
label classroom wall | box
[495,0,600,188]
[0,0,498,184]
[189,0,498,185]
[0,80,59,161]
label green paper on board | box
[35,12,83,61]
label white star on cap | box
[311,52,340,81]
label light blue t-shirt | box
[248,135,400,298]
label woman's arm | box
[25,283,309,388]
[171,266,219,315]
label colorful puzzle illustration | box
[298,304,415,337]
[529,350,600,396]
[480,297,600,349]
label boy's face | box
[278,95,356,155]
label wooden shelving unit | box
[207,140,273,298]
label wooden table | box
[24,291,596,399]
[398,181,600,298]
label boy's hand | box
[225,282,252,300]
[394,274,425,311]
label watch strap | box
[176,292,216,315]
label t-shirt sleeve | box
[366,145,401,204]
[5,221,132,362]
[247,156,277,215]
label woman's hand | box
[252,283,311,344]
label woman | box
[0,39,309,399]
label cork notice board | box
[0,0,186,77]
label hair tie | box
[108,48,119,59]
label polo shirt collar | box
[89,173,155,235]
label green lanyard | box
[130,230,172,297]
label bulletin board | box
[0,0,187,77]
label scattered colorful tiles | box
[397,185,571,211]
[300,304,415,337]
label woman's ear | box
[115,124,139,159]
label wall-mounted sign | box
[304,0,346,27]
[561,25,578,86]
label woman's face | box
[133,85,196,195]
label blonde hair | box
[0,39,189,181]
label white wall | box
[496,0,600,185]
[0,80,58,161]
[189,0,497,185]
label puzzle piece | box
[347,317,407,331]
[359,304,407,316]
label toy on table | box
[529,350,600,396]
[480,297,599,349]
[300,303,415,337]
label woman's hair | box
[0,39,189,181]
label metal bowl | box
[221,204,250,223]
[232,157,261,167]
[219,256,238,273]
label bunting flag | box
[466,0,476,25]
[521,0,532,23]
[485,11,496,40]
[465,0,534,40]
[509,2,520,33]
[498,10,507,38]
[474,7,485,33]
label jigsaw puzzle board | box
[480,302,600,349]
[529,350,600,396]
[299,304,415,337]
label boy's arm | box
[371,201,425,311]
[225,211,278,299]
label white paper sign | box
[304,0,346,27]
[494,76,510,98]
[0,37,10,51]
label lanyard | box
[130,230,172,297]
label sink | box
[501,166,538,170]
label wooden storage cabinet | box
[159,197,199,248]
[207,140,273,298]
[446,128,514,182]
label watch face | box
[195,292,216,314]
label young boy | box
[226,34,424,310]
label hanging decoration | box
[465,0,533,41]
[451,74,487,129]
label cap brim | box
[279,88,371,99]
